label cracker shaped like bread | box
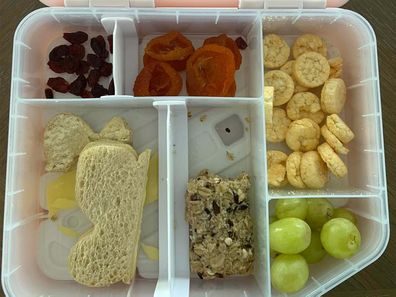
[68,140,150,287]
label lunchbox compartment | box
[262,10,385,198]
[268,196,389,297]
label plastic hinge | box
[239,0,326,8]
[64,0,155,7]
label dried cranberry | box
[45,88,54,99]
[91,84,108,97]
[47,77,69,93]
[48,60,66,73]
[91,35,108,58]
[49,45,69,62]
[108,79,115,95]
[69,75,87,96]
[81,90,93,98]
[235,37,248,50]
[63,31,88,44]
[76,61,90,75]
[107,35,113,54]
[64,56,80,74]
[87,54,104,69]
[69,44,85,60]
[100,62,112,77]
[87,69,101,87]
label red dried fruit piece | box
[87,69,101,87]
[64,56,80,74]
[76,61,90,75]
[100,62,112,77]
[48,60,66,73]
[63,31,88,44]
[108,79,115,95]
[69,75,87,96]
[47,77,69,93]
[91,84,108,97]
[91,35,109,58]
[235,37,248,50]
[82,90,93,98]
[49,45,69,62]
[45,88,54,99]
[69,44,85,60]
[87,54,104,69]
[107,35,113,54]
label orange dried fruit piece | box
[144,31,194,71]
[186,44,236,97]
[203,34,242,70]
[133,62,182,96]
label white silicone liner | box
[3,7,389,297]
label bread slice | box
[68,140,150,287]
[99,117,132,144]
[44,113,98,172]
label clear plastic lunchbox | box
[2,0,389,297]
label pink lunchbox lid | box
[39,0,349,8]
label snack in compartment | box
[328,56,343,79]
[293,52,330,88]
[133,62,183,96]
[186,170,254,279]
[267,150,288,187]
[204,34,242,70]
[326,114,355,144]
[286,152,306,189]
[143,31,194,71]
[285,118,320,152]
[264,86,274,125]
[44,113,98,172]
[317,142,348,178]
[321,125,349,155]
[300,151,328,189]
[186,44,236,97]
[46,31,113,98]
[263,34,290,69]
[280,60,309,94]
[286,92,325,124]
[266,107,291,143]
[68,140,151,287]
[292,34,327,59]
[264,70,295,106]
[99,116,132,144]
[320,78,347,114]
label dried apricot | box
[186,44,236,97]
[204,34,242,70]
[143,53,187,72]
[133,62,182,96]
[144,32,194,71]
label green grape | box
[333,208,357,225]
[306,198,334,230]
[301,231,327,264]
[271,254,309,293]
[320,218,361,259]
[270,218,311,254]
[275,198,308,220]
